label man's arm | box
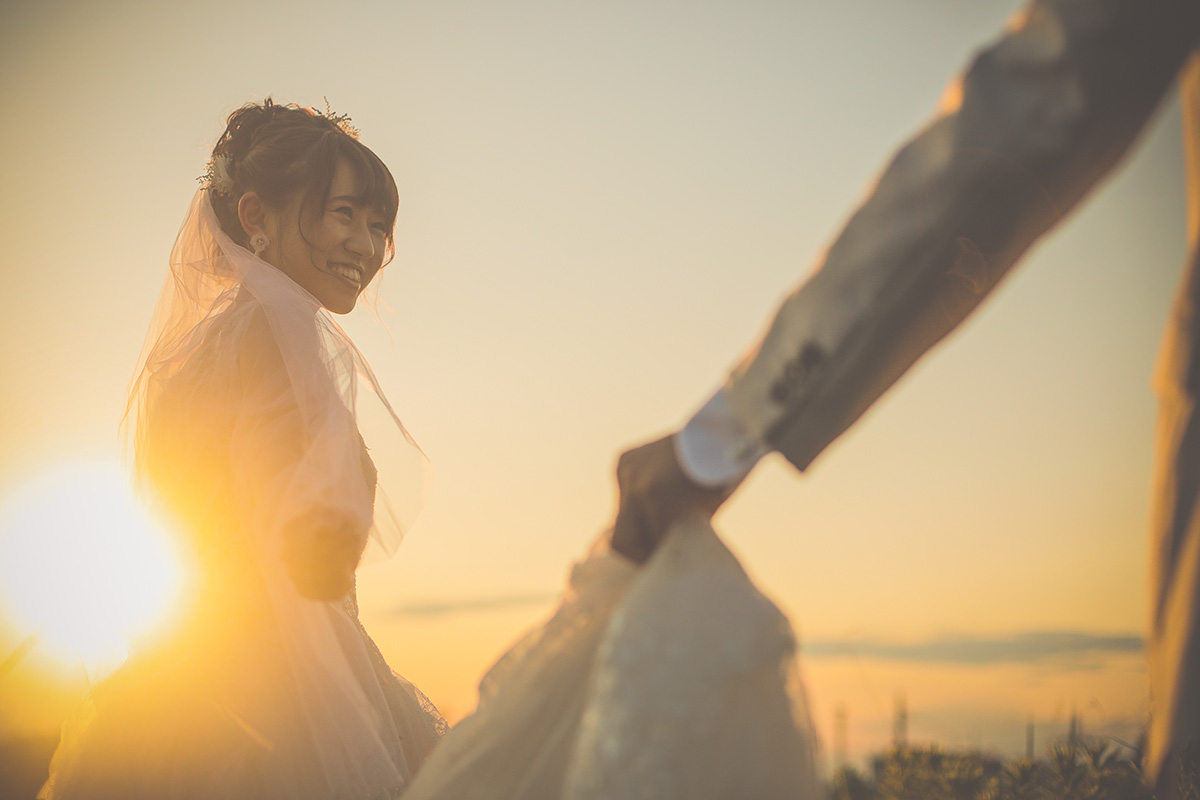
[612,0,1198,561]
[727,0,1196,469]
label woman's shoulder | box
[229,302,285,384]
[156,294,280,402]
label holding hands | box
[611,434,734,563]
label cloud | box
[802,631,1144,666]
[385,592,557,618]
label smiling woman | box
[206,101,399,316]
[35,100,444,800]
[0,461,187,674]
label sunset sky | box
[0,0,1188,769]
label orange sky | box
[0,0,1189,768]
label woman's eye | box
[336,206,354,218]
[371,223,389,235]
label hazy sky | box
[0,0,1189,765]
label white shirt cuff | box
[674,388,769,489]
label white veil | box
[126,188,428,560]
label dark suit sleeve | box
[723,0,1200,471]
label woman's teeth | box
[330,264,362,284]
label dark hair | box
[208,98,398,263]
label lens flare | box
[0,461,187,675]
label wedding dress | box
[39,189,821,799]
[39,191,445,800]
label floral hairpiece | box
[200,153,235,197]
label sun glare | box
[0,461,188,675]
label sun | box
[0,460,189,675]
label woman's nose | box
[346,222,375,258]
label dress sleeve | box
[228,307,373,593]
[724,0,1199,471]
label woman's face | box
[267,158,391,314]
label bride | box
[40,99,820,800]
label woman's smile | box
[324,261,365,288]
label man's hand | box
[611,434,734,563]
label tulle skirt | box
[39,587,446,800]
[403,516,823,800]
[41,518,819,799]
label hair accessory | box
[250,233,269,255]
[200,153,235,197]
[321,97,360,139]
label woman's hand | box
[281,509,365,600]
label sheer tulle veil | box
[125,187,429,560]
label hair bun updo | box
[203,97,397,263]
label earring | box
[250,234,269,256]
